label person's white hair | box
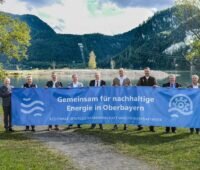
[4,77,10,82]
[168,74,176,79]
[72,73,78,78]
[26,75,32,79]
[192,74,199,80]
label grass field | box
[0,109,76,170]
[77,125,200,170]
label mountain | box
[109,7,200,70]
[1,6,198,70]
[2,13,135,69]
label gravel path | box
[25,129,154,170]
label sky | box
[0,0,175,35]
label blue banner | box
[12,87,200,128]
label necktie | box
[96,81,99,87]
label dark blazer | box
[46,81,63,88]
[112,77,131,86]
[0,85,13,107]
[137,76,157,86]
[23,83,37,88]
[89,80,106,87]
[162,82,182,88]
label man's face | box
[4,79,10,86]
[52,74,57,81]
[72,75,78,82]
[144,69,150,77]
[119,70,124,77]
[95,73,100,80]
[192,76,199,84]
[169,76,176,84]
[27,77,33,84]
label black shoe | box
[31,128,35,132]
[9,128,14,132]
[89,126,95,129]
[99,127,103,130]
[150,129,155,132]
[124,126,127,131]
[196,131,199,134]
[55,127,59,131]
[112,125,118,130]
[48,127,52,131]
[25,128,29,131]
[137,127,143,131]
[66,126,71,130]
[172,131,176,133]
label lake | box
[7,70,193,88]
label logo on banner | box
[20,98,45,117]
[168,94,193,118]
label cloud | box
[0,0,174,35]
[18,0,63,8]
[97,0,175,9]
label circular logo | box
[168,94,193,117]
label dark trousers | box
[68,124,81,128]
[190,128,199,134]
[138,125,154,131]
[26,125,35,130]
[166,127,176,133]
[91,124,103,129]
[3,106,12,130]
[48,125,58,128]
[113,124,127,130]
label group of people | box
[0,67,199,134]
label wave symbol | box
[21,100,45,117]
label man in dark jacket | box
[89,72,106,130]
[0,77,14,132]
[163,74,182,133]
[137,67,157,132]
[46,72,63,131]
[23,75,37,132]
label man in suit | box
[66,73,83,129]
[112,68,131,130]
[163,74,182,133]
[188,74,200,134]
[137,67,157,132]
[46,72,63,131]
[23,75,37,132]
[89,72,106,130]
[0,78,14,132]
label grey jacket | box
[67,82,83,88]
[112,77,131,86]
[0,85,13,107]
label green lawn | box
[0,129,77,170]
[77,125,200,170]
[0,107,76,170]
